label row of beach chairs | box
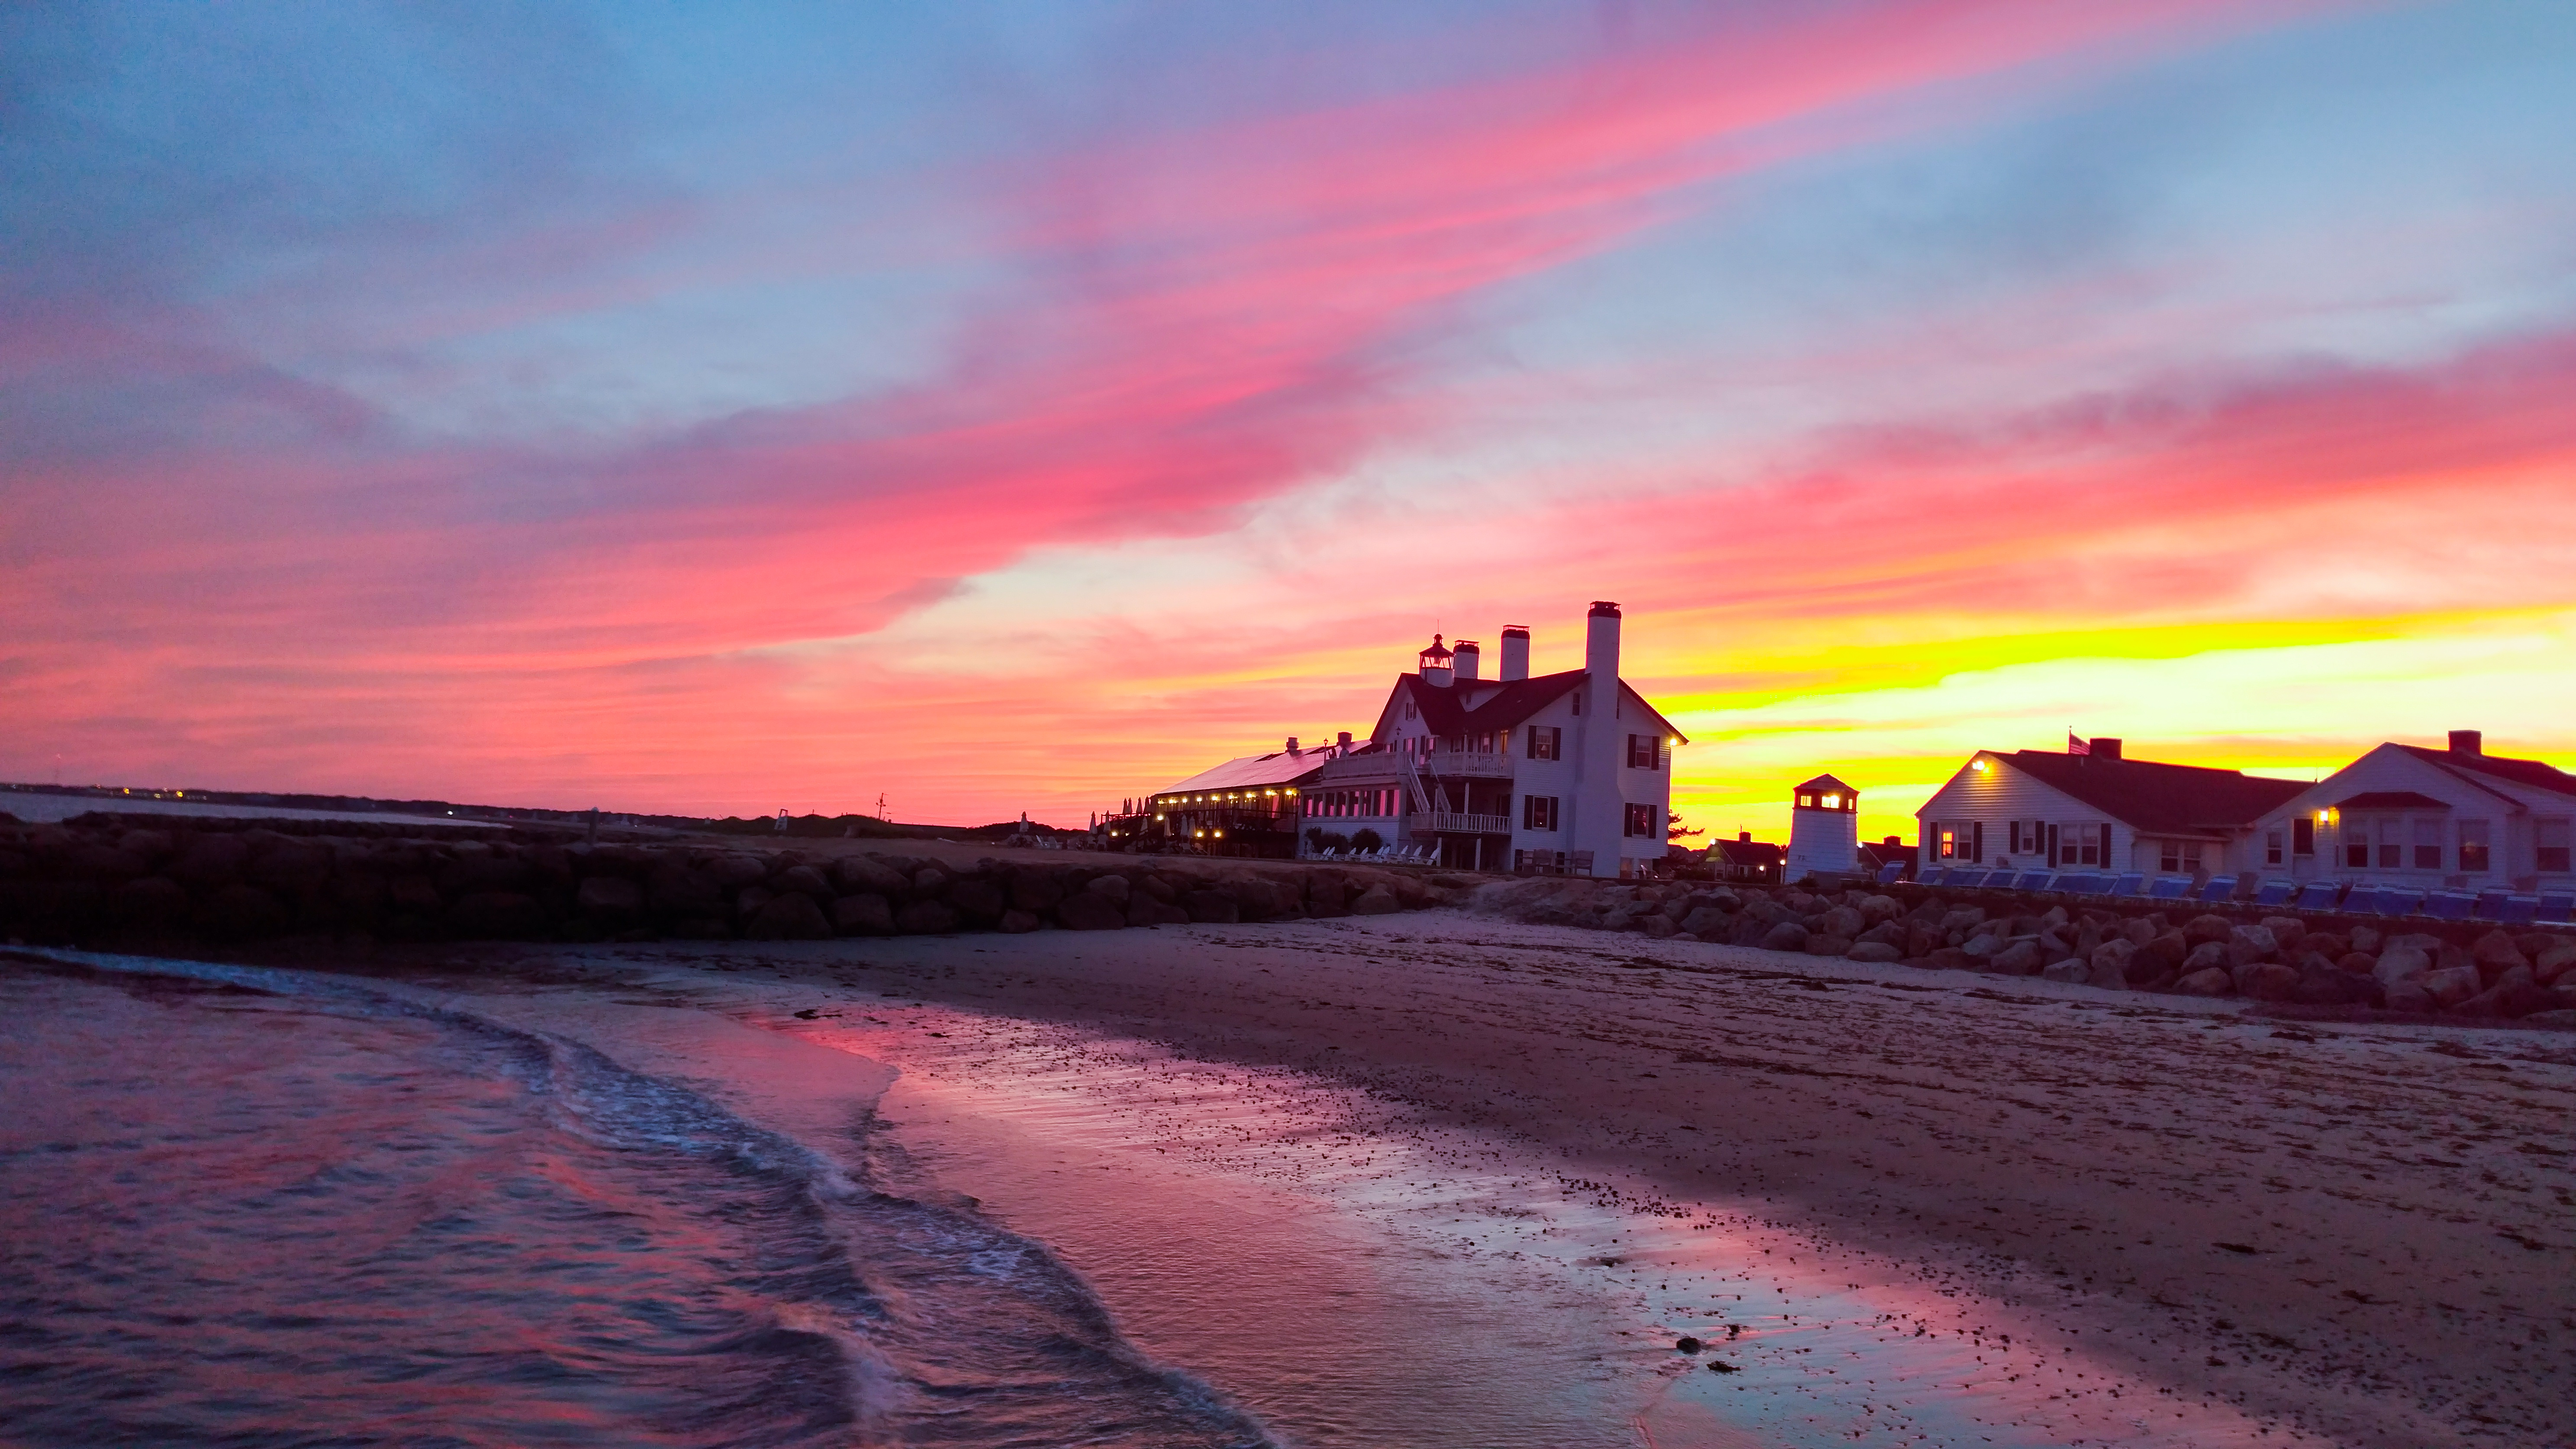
[1306,843,1436,866]
[1908,863,2576,925]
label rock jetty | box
[1474,876,2576,1025]
[0,813,1447,951]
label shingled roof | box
[1995,750,2305,836]
[2392,744,2576,801]
[1371,668,1686,742]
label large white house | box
[1914,738,2305,881]
[1311,602,1685,876]
[2243,731,2576,891]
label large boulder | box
[894,900,958,934]
[194,882,288,940]
[1925,947,1971,971]
[1126,896,1193,927]
[2085,939,2134,991]
[2454,967,2553,1020]
[2183,914,2235,947]
[2471,931,2531,986]
[945,877,1008,925]
[2373,945,2433,989]
[1680,906,1730,937]
[2535,941,2576,986]
[2420,964,2483,1009]
[2234,961,2301,1002]
[1758,921,1810,953]
[2292,956,2376,1007]
[575,874,646,925]
[648,864,726,920]
[2226,924,2280,966]
[2259,915,2308,954]
[171,833,250,888]
[1987,940,2044,976]
[1642,916,1679,940]
[1057,892,1127,931]
[1857,894,1903,927]
[1958,932,2003,962]
[707,853,770,888]
[1085,873,1133,906]
[1846,940,1903,963]
[770,864,832,900]
[1906,921,1947,958]
[1350,884,1403,916]
[745,892,831,940]
[2382,980,2437,1014]
[110,875,191,929]
[1184,887,1243,923]
[831,894,895,935]
[1803,933,1853,957]
[1008,872,1068,913]
[446,892,550,940]
[2041,958,2090,985]
[834,857,911,897]
[1817,905,1866,939]
[2177,966,2235,996]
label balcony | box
[1414,811,1513,835]
[1420,748,1515,779]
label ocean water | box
[0,955,1271,1448]
[2,949,2295,1449]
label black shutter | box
[1972,821,1985,863]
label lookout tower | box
[1784,773,1861,884]
[1418,634,1455,688]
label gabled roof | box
[2333,790,2449,811]
[1988,750,2305,835]
[1711,837,1783,865]
[2392,744,2576,802]
[1795,773,1856,794]
[1153,748,1332,797]
[1371,669,1687,743]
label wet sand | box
[403,911,2575,1446]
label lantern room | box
[1417,633,1455,688]
[1794,774,1858,813]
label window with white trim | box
[2539,818,2571,874]
[2458,819,2492,874]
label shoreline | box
[341,911,2576,1446]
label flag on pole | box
[2067,733,2090,756]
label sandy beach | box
[330,907,2573,1447]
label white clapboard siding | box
[1915,759,2137,872]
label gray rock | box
[1680,906,1730,937]
[1818,905,1865,939]
[708,853,770,888]
[1350,884,1403,916]
[2041,958,2090,984]
[1759,921,1810,952]
[2235,961,2301,1002]
[2372,946,2432,988]
[575,874,645,922]
[2226,924,2279,965]
[770,864,831,899]
[1846,941,1902,963]
[745,892,831,940]
[998,909,1041,934]
[1987,940,2044,976]
[1086,873,1133,905]
[1641,915,1678,939]
[2177,966,2235,996]
[1056,892,1126,931]
[2534,941,2576,985]
[831,894,895,934]
[833,857,911,896]
[894,900,958,934]
[1804,933,1854,956]
[2421,964,2483,1008]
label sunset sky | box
[6,0,2575,842]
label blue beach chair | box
[2147,876,2192,900]
[2537,890,2575,926]
[2473,889,2511,922]
[2105,872,2145,898]
[2500,895,2538,926]
[2425,892,2475,922]
[1917,866,1949,887]
[2253,879,2297,908]
[2294,880,2345,912]
[1875,861,1906,886]
[2197,877,2239,905]
[2012,870,2052,892]
[2371,886,2425,918]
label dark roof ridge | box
[2392,743,2576,801]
